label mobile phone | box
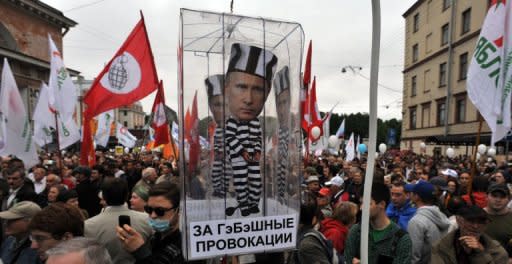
[118,215,131,227]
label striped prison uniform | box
[225,117,262,210]
[211,126,232,195]
[277,127,289,202]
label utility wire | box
[65,0,108,12]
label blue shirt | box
[0,236,42,264]
[386,200,417,230]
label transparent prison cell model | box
[178,9,304,259]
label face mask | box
[148,218,170,232]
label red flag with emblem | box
[151,81,170,146]
[81,13,159,165]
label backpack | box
[293,230,340,264]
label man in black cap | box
[431,205,508,263]
[224,43,277,217]
[484,184,512,257]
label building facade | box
[0,0,77,118]
[401,0,494,156]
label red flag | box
[307,77,324,141]
[187,91,200,174]
[301,40,312,132]
[151,81,170,146]
[81,14,159,165]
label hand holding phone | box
[119,215,131,227]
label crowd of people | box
[297,150,512,264]
[1,148,512,263]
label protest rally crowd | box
[0,147,511,264]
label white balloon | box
[328,135,339,148]
[379,143,387,153]
[487,147,496,157]
[420,142,426,149]
[375,152,379,158]
[476,153,481,160]
[487,157,493,162]
[310,126,321,140]
[446,147,455,158]
[124,147,130,154]
[477,144,487,155]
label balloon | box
[487,147,496,157]
[124,147,130,154]
[420,142,426,149]
[446,147,455,158]
[476,153,481,160]
[477,144,487,155]
[375,152,379,158]
[378,143,387,153]
[328,135,339,148]
[310,126,321,140]
[358,143,367,154]
[487,157,493,162]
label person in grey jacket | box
[406,181,452,264]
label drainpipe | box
[444,0,456,136]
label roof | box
[0,46,80,76]
[403,0,424,18]
[2,0,77,28]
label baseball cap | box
[318,187,331,197]
[405,181,436,201]
[306,176,319,183]
[457,205,489,222]
[429,176,448,191]
[441,169,458,178]
[325,176,344,187]
[487,184,510,196]
[0,201,41,220]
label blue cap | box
[405,181,436,201]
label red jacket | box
[320,218,349,254]
[462,192,487,208]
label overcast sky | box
[43,0,417,120]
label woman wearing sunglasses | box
[117,182,184,263]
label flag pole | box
[360,1,381,263]
[53,113,64,175]
[470,113,483,194]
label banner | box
[116,122,137,148]
[94,110,115,147]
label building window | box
[412,44,419,62]
[413,13,420,33]
[443,0,451,10]
[455,97,466,123]
[459,53,468,80]
[437,101,446,126]
[424,69,431,93]
[422,104,431,128]
[123,121,128,127]
[462,8,471,34]
[411,76,417,97]
[123,110,127,116]
[410,107,417,129]
[441,23,449,46]
[439,62,447,87]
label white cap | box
[441,168,458,178]
[325,175,344,187]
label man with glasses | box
[117,182,183,263]
[431,205,508,263]
[0,201,42,263]
[85,177,152,264]
[28,203,84,262]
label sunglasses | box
[144,206,176,216]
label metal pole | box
[360,1,380,263]
[444,0,456,136]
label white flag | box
[356,135,361,160]
[48,35,77,123]
[116,122,137,148]
[33,82,54,147]
[171,121,179,143]
[345,133,355,162]
[57,117,80,149]
[94,110,114,147]
[0,59,38,168]
[468,1,512,144]
[335,119,345,138]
